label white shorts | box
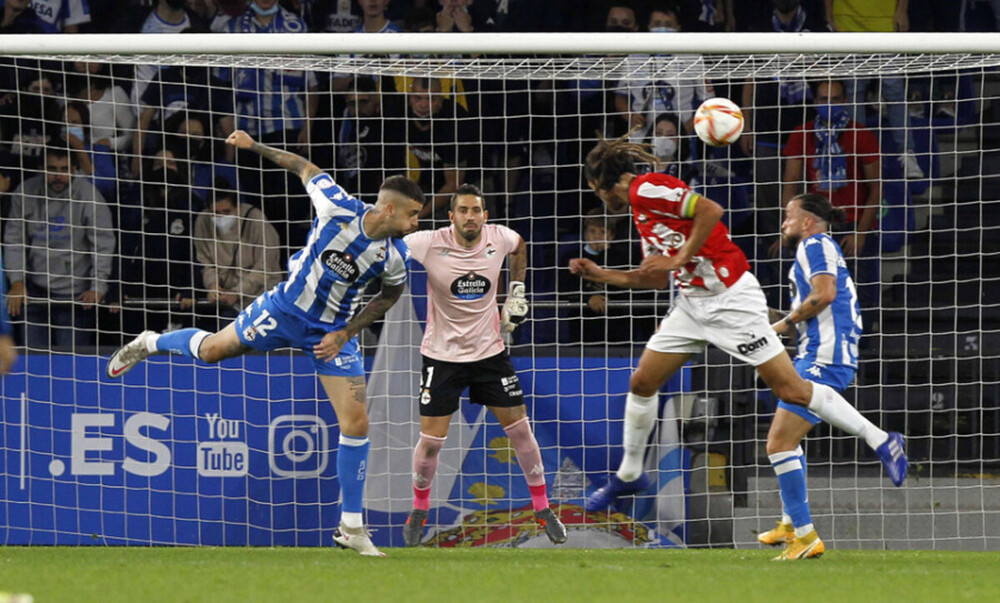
[646,272,785,367]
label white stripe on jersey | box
[808,237,839,364]
[635,181,686,217]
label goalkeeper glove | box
[501,281,529,333]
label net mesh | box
[11,52,1000,79]
[0,48,997,550]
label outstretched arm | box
[569,258,671,290]
[226,130,323,185]
[313,282,406,361]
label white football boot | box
[106,331,157,379]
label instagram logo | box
[267,415,330,477]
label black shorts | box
[419,352,525,417]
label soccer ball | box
[693,98,745,147]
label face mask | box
[166,0,187,9]
[251,1,280,16]
[816,104,848,124]
[649,26,678,33]
[652,137,678,161]
[63,125,85,141]
[213,215,238,233]
[605,25,632,33]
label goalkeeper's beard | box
[459,223,482,243]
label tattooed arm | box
[343,282,405,340]
[771,273,837,336]
[312,283,405,361]
[225,130,323,185]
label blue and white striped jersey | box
[789,233,862,368]
[271,173,410,328]
[218,9,316,136]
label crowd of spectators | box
[0,0,986,349]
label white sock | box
[616,392,658,482]
[794,523,815,538]
[145,333,161,353]
[189,331,209,359]
[807,382,888,451]
[341,511,363,529]
[782,514,792,526]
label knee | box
[772,380,809,407]
[200,346,222,364]
[338,412,369,438]
[416,434,444,458]
[629,372,660,397]
[198,335,224,364]
[766,434,797,457]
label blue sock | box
[338,434,370,515]
[770,448,812,531]
[155,328,209,359]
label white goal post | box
[0,32,997,551]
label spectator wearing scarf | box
[781,80,881,259]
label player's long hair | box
[584,130,659,192]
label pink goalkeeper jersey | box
[405,224,521,363]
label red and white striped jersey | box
[629,172,750,295]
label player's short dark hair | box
[795,193,845,226]
[381,175,425,206]
[450,183,485,210]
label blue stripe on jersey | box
[791,233,862,368]
[306,226,374,319]
[280,213,346,307]
[273,174,407,328]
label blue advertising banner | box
[1,350,688,547]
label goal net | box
[0,33,997,550]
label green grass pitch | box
[1,547,998,602]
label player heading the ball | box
[107,130,425,558]
[572,134,907,547]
